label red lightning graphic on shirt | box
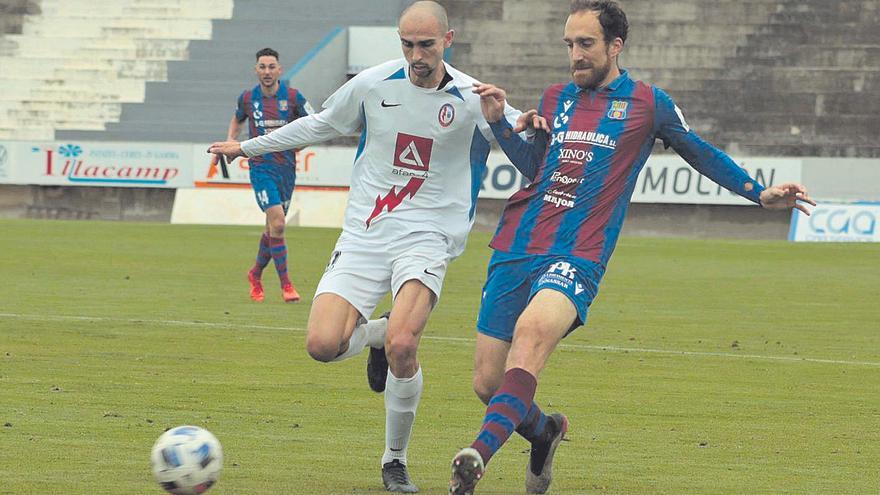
[365,178,425,228]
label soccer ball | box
[150,425,223,495]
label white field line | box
[2,312,879,368]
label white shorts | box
[314,231,453,319]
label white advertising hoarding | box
[192,144,354,188]
[476,153,803,203]
[171,187,348,227]
[0,142,13,182]
[634,155,802,204]
[1,139,804,208]
[1,140,193,188]
[789,202,880,242]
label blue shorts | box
[250,163,296,214]
[476,250,605,342]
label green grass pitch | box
[1,218,878,494]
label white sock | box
[331,317,387,362]
[381,367,423,466]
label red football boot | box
[247,271,265,302]
[281,283,300,303]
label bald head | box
[397,0,453,88]
[399,0,449,34]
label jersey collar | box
[573,69,630,95]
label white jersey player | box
[208,2,537,492]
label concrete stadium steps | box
[0,125,54,140]
[771,0,879,24]
[723,128,880,157]
[1,100,123,120]
[0,0,39,35]
[0,0,234,140]
[448,0,772,110]
[0,82,145,103]
[1,58,172,82]
[753,21,880,45]
[495,0,783,24]
[60,123,234,143]
[106,103,232,126]
[741,45,880,69]
[18,18,215,40]
[0,36,191,59]
[442,0,504,20]
[448,0,880,158]
[35,0,232,19]
[57,0,410,143]
[668,89,880,117]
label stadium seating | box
[447,0,880,158]
[0,0,236,140]
[4,0,878,157]
[0,0,38,37]
[56,0,409,143]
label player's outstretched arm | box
[207,141,244,161]
[759,183,816,215]
[209,113,343,161]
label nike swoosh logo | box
[423,268,438,278]
[381,100,402,108]
[390,447,404,452]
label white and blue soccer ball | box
[150,425,223,495]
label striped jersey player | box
[475,67,777,345]
[490,72,763,268]
[449,2,815,494]
[236,81,310,168]
[229,47,313,304]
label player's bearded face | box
[398,12,453,87]
[571,46,612,90]
[401,34,447,82]
[565,11,619,90]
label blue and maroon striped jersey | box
[489,70,765,267]
[235,82,310,167]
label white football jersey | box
[318,59,520,257]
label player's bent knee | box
[269,222,285,237]
[305,334,340,362]
[385,333,418,366]
[472,377,498,405]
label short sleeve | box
[235,92,247,122]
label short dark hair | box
[255,47,279,61]
[570,0,628,44]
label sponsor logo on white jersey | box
[364,133,435,228]
[438,103,455,128]
[394,133,433,171]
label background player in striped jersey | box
[450,1,816,494]
[210,2,541,492]
[228,47,313,303]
